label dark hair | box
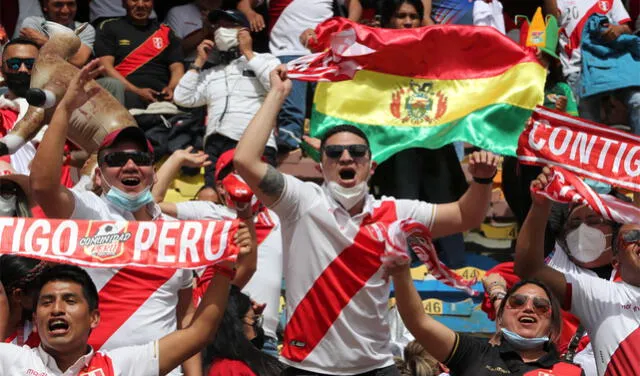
[381,0,424,28]
[0,255,44,294]
[33,264,99,312]
[203,286,283,376]
[496,279,563,344]
[2,38,40,60]
[319,124,371,157]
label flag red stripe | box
[88,267,176,350]
[305,17,540,81]
[281,201,397,362]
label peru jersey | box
[271,175,435,374]
[556,0,631,76]
[566,272,640,375]
[86,267,192,351]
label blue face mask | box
[105,185,154,212]
[500,328,549,350]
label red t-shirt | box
[208,358,256,376]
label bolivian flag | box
[288,18,546,162]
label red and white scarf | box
[382,219,478,296]
[532,166,640,224]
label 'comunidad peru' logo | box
[81,222,131,261]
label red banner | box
[518,106,640,192]
[0,218,240,268]
[286,17,539,82]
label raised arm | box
[422,0,435,26]
[232,219,258,289]
[390,263,457,362]
[514,167,567,301]
[30,59,104,219]
[176,287,203,376]
[430,151,499,238]
[236,0,266,33]
[234,66,291,207]
[347,0,364,22]
[158,262,231,375]
[152,146,211,207]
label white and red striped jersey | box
[557,0,631,76]
[271,175,436,374]
[566,272,640,376]
[0,341,158,375]
[175,201,283,341]
[268,0,343,57]
[71,191,193,376]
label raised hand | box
[529,166,554,207]
[468,150,500,180]
[59,58,104,112]
[269,65,292,96]
[174,146,211,168]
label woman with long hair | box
[389,258,585,375]
[0,255,47,346]
[204,286,284,376]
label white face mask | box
[214,27,239,51]
[0,195,16,217]
[326,181,368,210]
[321,161,371,210]
[565,223,611,264]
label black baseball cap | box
[208,9,250,28]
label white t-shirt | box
[70,191,192,376]
[557,0,631,76]
[271,174,436,374]
[165,3,205,63]
[548,245,615,376]
[13,0,43,38]
[175,201,284,340]
[269,0,342,57]
[0,342,158,376]
[566,272,640,375]
[19,17,96,50]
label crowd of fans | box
[0,0,639,375]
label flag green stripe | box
[311,103,531,163]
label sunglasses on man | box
[619,229,640,246]
[102,151,153,167]
[4,58,35,71]
[506,293,552,315]
[322,144,369,159]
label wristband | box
[473,171,497,185]
[213,264,236,280]
[188,63,202,73]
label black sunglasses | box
[102,151,153,167]
[322,144,369,159]
[620,229,640,246]
[0,182,18,199]
[507,294,552,315]
[4,58,35,71]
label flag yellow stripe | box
[313,62,545,128]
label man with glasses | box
[516,166,640,376]
[28,60,209,376]
[233,66,500,375]
[0,37,40,175]
[18,0,95,67]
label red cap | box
[214,149,235,182]
[98,127,154,155]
